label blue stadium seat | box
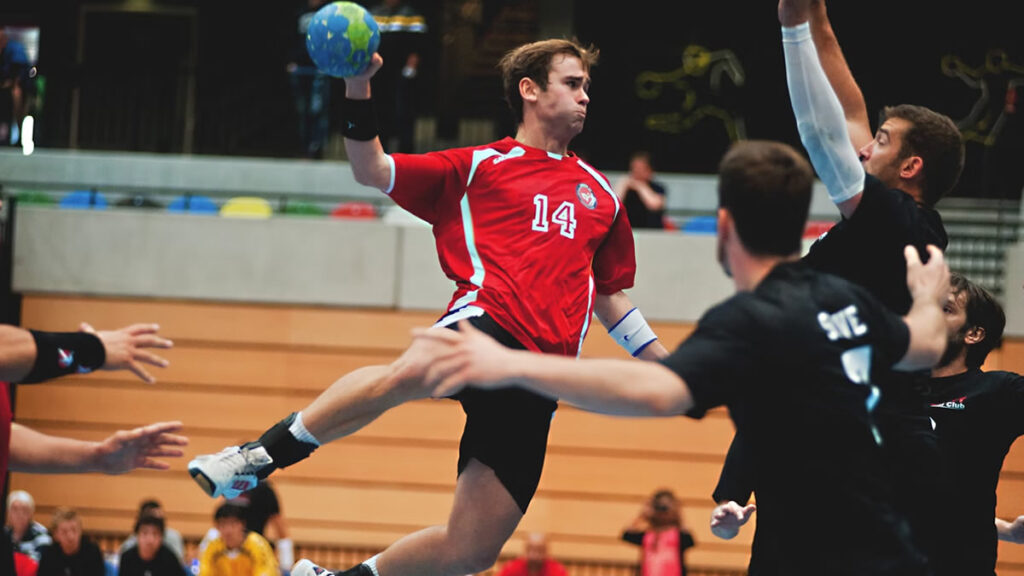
[58,189,108,210]
[682,215,717,235]
[167,194,219,214]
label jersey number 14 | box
[532,194,577,239]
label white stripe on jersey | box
[451,147,507,310]
[383,155,397,195]
[575,275,595,358]
[434,305,486,328]
[576,159,621,219]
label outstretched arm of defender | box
[780,2,865,219]
[419,320,690,417]
[779,0,872,148]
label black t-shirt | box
[235,481,281,536]
[623,180,667,230]
[36,538,106,576]
[803,174,947,315]
[118,545,185,576]
[714,175,948,501]
[919,368,1024,575]
[663,262,924,575]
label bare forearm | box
[633,183,666,210]
[508,351,690,417]
[0,325,36,381]
[9,423,102,474]
[896,300,945,371]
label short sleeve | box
[999,373,1024,437]
[659,301,755,418]
[621,530,644,546]
[592,207,637,294]
[389,150,466,224]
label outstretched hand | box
[709,500,757,540]
[904,245,950,308]
[414,320,520,397]
[81,322,173,384]
[93,421,188,474]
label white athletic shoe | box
[292,559,336,576]
[188,443,273,498]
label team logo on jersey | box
[576,183,597,210]
[930,396,967,410]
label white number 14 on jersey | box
[532,194,577,239]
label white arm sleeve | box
[782,23,865,204]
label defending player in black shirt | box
[919,273,1024,575]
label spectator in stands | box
[118,499,185,564]
[5,490,52,562]
[118,515,184,576]
[614,151,669,230]
[622,489,695,576]
[496,533,566,576]
[235,481,293,571]
[369,0,428,153]
[199,502,278,576]
[36,508,105,576]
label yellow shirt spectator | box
[200,502,279,576]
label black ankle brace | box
[257,412,317,476]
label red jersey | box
[388,137,636,356]
[496,558,567,576]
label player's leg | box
[294,314,556,576]
[189,337,442,498]
[293,460,522,576]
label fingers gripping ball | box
[305,2,381,78]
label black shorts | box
[443,311,557,514]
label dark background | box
[2,0,1022,200]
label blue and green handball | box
[305,1,381,78]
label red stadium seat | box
[331,201,378,219]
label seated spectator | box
[118,515,184,576]
[622,489,695,576]
[5,490,52,562]
[199,503,278,576]
[496,533,567,576]
[235,481,292,572]
[118,499,185,564]
[36,508,105,576]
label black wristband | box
[341,97,379,141]
[23,330,106,383]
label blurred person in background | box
[199,502,278,576]
[118,499,185,565]
[36,508,105,576]
[118,515,184,576]
[622,489,695,576]
[5,490,52,562]
[495,533,566,576]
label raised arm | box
[343,53,394,191]
[779,0,867,219]
[594,291,669,360]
